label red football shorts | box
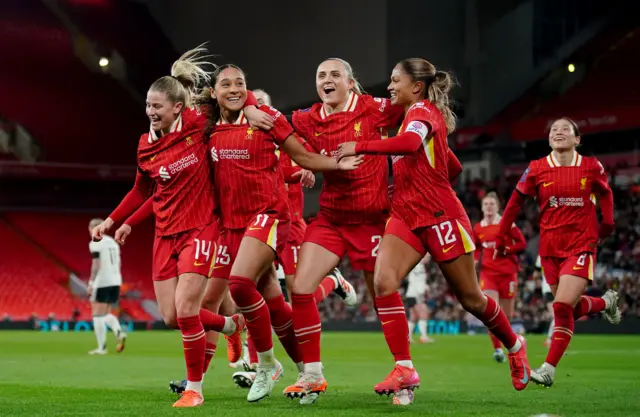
[152,221,219,281]
[213,214,290,279]
[303,215,384,272]
[479,272,518,299]
[281,218,307,276]
[385,216,475,263]
[539,253,595,286]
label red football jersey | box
[278,151,304,221]
[516,152,610,258]
[292,93,403,224]
[210,106,292,229]
[390,100,467,229]
[474,216,524,275]
[137,108,215,236]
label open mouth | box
[323,86,336,95]
[227,96,241,104]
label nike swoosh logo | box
[314,132,324,137]
[248,226,262,231]
[194,262,206,266]
[381,320,394,325]
[442,245,456,253]
[298,340,310,345]
[246,317,259,323]
[572,266,583,270]
[519,359,529,384]
[150,155,157,161]
[543,182,554,187]
[213,265,226,269]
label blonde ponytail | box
[149,43,216,108]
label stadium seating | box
[0,0,145,165]
[0,221,75,320]
[3,212,155,298]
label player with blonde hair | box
[92,45,272,408]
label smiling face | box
[387,64,419,107]
[316,59,354,108]
[549,118,580,152]
[211,66,247,112]
[146,90,182,131]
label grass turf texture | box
[0,331,638,416]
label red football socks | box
[199,308,226,332]
[313,276,336,304]
[266,294,301,363]
[229,276,273,353]
[573,295,606,319]
[247,334,258,365]
[177,315,206,382]
[291,293,322,363]
[376,292,411,361]
[203,341,216,373]
[489,332,502,350]
[478,296,517,350]
[546,302,574,366]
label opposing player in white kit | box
[534,256,554,348]
[405,254,434,344]
[88,218,127,355]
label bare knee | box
[373,268,401,297]
[175,291,202,318]
[458,292,487,315]
[162,313,178,329]
[291,274,318,294]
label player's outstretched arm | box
[282,134,363,172]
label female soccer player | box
[337,58,530,402]
[285,59,465,404]
[473,192,526,363]
[283,58,405,403]
[91,47,271,408]
[204,64,362,402]
[495,117,620,387]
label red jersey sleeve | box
[245,90,258,107]
[515,162,537,197]
[124,197,153,226]
[447,149,462,183]
[362,95,404,128]
[505,224,526,255]
[262,105,294,145]
[109,170,154,223]
[591,158,614,224]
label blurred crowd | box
[317,169,640,330]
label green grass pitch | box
[0,331,639,416]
